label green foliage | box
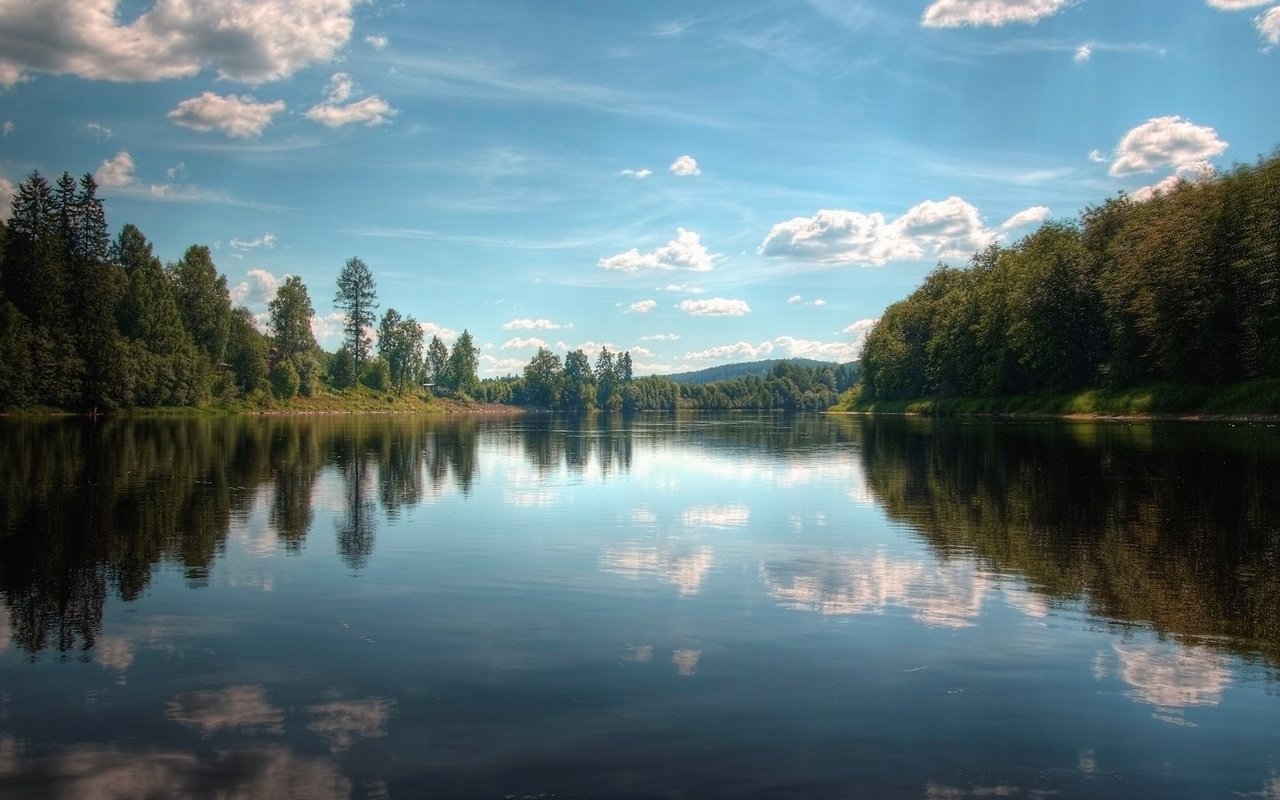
[361,356,392,392]
[520,347,563,407]
[563,349,595,411]
[426,335,448,386]
[859,151,1280,404]
[443,330,479,395]
[271,358,301,400]
[170,245,232,371]
[335,256,377,368]
[329,345,358,391]
[268,275,318,361]
[377,308,425,394]
[226,307,269,394]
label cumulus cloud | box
[787,295,803,304]
[842,319,879,356]
[167,92,286,138]
[1000,205,1051,231]
[669,155,701,176]
[678,298,751,317]
[231,233,277,251]
[87,121,112,139]
[1132,160,1216,202]
[502,318,567,331]
[229,269,280,306]
[0,0,358,88]
[684,335,863,362]
[630,299,658,313]
[1107,116,1228,176]
[420,321,458,342]
[1205,0,1270,8]
[305,75,398,128]
[1258,7,1280,45]
[662,283,704,294]
[1074,44,1092,62]
[0,178,14,222]
[809,299,827,307]
[620,168,652,179]
[364,34,388,49]
[502,337,547,350]
[95,150,136,187]
[640,333,681,341]
[2,121,12,136]
[599,228,722,272]
[921,0,1070,27]
[761,197,996,266]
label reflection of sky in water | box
[1103,640,1231,718]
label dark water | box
[1,413,1278,799]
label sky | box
[0,0,1277,377]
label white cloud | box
[364,34,388,50]
[166,162,187,180]
[420,321,458,343]
[95,150,136,187]
[87,121,112,139]
[630,299,658,313]
[620,168,653,179]
[809,299,828,307]
[0,0,358,88]
[842,319,879,356]
[0,178,14,222]
[167,92,286,138]
[229,269,280,306]
[1205,0,1270,9]
[1000,205,1051,231]
[787,295,803,304]
[1132,160,1216,202]
[306,94,397,128]
[669,154,701,176]
[1074,44,1092,62]
[323,72,354,103]
[231,233,277,251]
[921,0,1071,27]
[678,298,751,317]
[683,334,863,363]
[662,284,704,294]
[599,228,722,272]
[311,311,345,344]
[502,337,547,350]
[1108,116,1228,176]
[502,318,567,331]
[2,121,12,136]
[761,197,996,266]
[685,341,775,361]
[1258,7,1280,45]
[1088,149,1107,163]
[640,333,681,341]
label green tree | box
[268,275,318,361]
[522,347,564,407]
[227,306,269,394]
[444,330,479,396]
[271,357,300,399]
[594,346,619,410]
[170,245,232,371]
[377,308,425,393]
[564,349,595,411]
[426,335,448,386]
[335,256,377,369]
[329,345,358,390]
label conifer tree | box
[335,256,377,369]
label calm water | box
[1,413,1278,799]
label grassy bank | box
[833,378,1280,418]
[3,387,522,418]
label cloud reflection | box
[681,504,750,529]
[1110,640,1231,710]
[672,648,701,677]
[166,685,285,736]
[762,551,993,628]
[602,545,715,596]
[0,744,350,800]
[306,697,395,752]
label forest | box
[0,171,851,413]
[854,150,1280,404]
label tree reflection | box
[853,417,1280,665]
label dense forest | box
[0,170,850,414]
[856,150,1280,403]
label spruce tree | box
[335,256,377,369]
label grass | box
[834,378,1280,418]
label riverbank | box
[833,378,1280,420]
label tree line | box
[857,149,1280,402]
[0,171,484,410]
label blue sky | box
[1,0,1276,377]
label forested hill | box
[665,359,855,385]
[856,149,1280,405]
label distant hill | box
[663,358,854,385]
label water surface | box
[1,413,1278,799]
